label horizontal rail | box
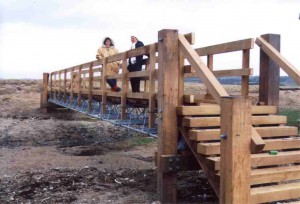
[196,38,254,56]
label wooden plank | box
[63,70,67,103]
[241,49,250,96]
[107,52,122,63]
[184,68,253,77]
[178,34,229,104]
[144,63,149,92]
[256,36,300,86]
[264,138,300,150]
[157,29,179,203]
[77,65,82,107]
[184,32,195,45]
[127,92,150,99]
[250,165,300,185]
[258,34,280,108]
[196,38,254,56]
[101,58,107,114]
[216,165,300,185]
[127,70,150,79]
[106,74,122,79]
[183,115,287,127]
[41,73,49,113]
[54,73,57,100]
[183,95,195,103]
[149,44,156,128]
[177,105,277,115]
[206,55,213,99]
[58,71,62,95]
[254,126,299,137]
[106,92,122,97]
[88,62,93,113]
[197,138,300,155]
[208,150,300,170]
[207,55,213,70]
[121,52,128,120]
[251,128,265,153]
[250,182,300,204]
[50,73,53,93]
[220,97,251,204]
[70,67,74,105]
[178,50,185,105]
[127,44,151,58]
[252,115,287,125]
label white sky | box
[0,0,299,79]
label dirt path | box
[0,80,219,203]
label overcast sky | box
[0,0,299,79]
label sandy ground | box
[0,80,219,204]
[0,80,299,204]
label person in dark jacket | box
[127,36,146,92]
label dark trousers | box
[106,79,116,88]
[127,63,142,92]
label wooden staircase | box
[177,104,300,204]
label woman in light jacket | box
[96,37,121,92]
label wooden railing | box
[256,36,300,85]
[48,37,255,105]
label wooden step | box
[183,115,287,127]
[177,105,278,115]
[251,165,300,185]
[250,182,300,204]
[216,165,300,185]
[189,126,299,141]
[197,138,300,155]
[207,150,300,170]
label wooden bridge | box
[41,29,300,203]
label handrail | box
[256,37,300,85]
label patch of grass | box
[279,109,300,131]
[128,135,156,147]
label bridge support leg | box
[259,34,280,109]
[220,97,251,204]
[41,73,50,113]
[157,29,179,203]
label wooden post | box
[206,54,214,99]
[88,62,94,113]
[148,44,156,128]
[157,29,179,203]
[144,63,149,92]
[58,71,61,97]
[70,67,74,106]
[220,97,251,204]
[54,73,57,100]
[121,52,128,120]
[63,69,67,103]
[178,51,185,105]
[41,73,49,113]
[207,54,213,70]
[259,34,280,108]
[78,65,82,107]
[101,58,107,114]
[241,49,250,96]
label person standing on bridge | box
[127,35,146,92]
[96,37,121,92]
